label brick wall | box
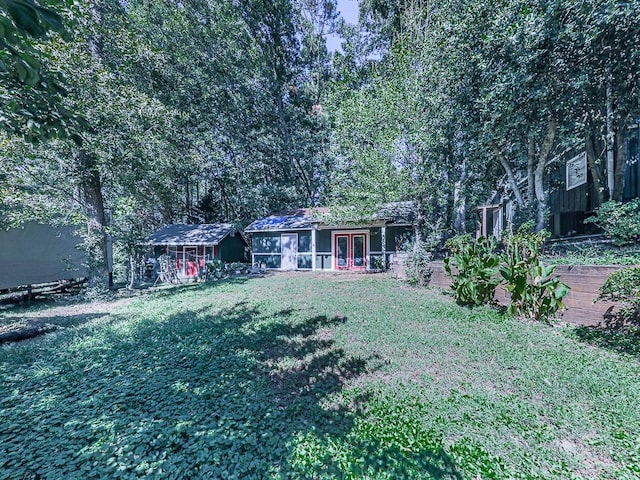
[427,262,625,326]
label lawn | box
[1,274,639,479]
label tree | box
[0,0,83,141]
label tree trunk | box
[585,126,605,207]
[453,159,466,233]
[128,252,136,290]
[527,135,535,203]
[492,143,524,207]
[414,197,423,245]
[78,149,108,286]
[606,74,615,199]
[0,325,58,344]
[534,117,557,232]
[613,127,627,201]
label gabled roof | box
[244,202,416,233]
[146,223,243,246]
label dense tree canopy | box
[1,0,639,284]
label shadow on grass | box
[573,324,640,358]
[572,304,640,358]
[144,276,250,299]
[0,299,463,479]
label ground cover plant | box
[1,275,639,479]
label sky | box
[326,0,360,52]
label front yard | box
[1,274,639,479]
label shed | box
[146,223,248,279]
[245,202,416,271]
[0,223,87,290]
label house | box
[0,223,87,290]
[244,202,416,271]
[146,223,248,279]
[476,119,640,238]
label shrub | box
[444,235,500,307]
[597,266,640,327]
[404,242,433,286]
[500,225,569,322]
[584,199,640,245]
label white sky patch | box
[326,0,360,52]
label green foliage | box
[584,200,640,246]
[598,267,640,304]
[444,235,500,306]
[597,266,640,326]
[500,225,569,322]
[371,255,385,271]
[404,241,433,287]
[205,258,224,273]
[443,226,569,321]
[543,244,640,266]
[0,0,83,141]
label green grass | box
[1,275,639,479]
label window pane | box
[353,235,364,267]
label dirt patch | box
[553,436,614,478]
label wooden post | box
[311,228,317,271]
[381,226,386,270]
[481,207,487,237]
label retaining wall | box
[428,262,625,326]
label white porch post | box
[311,228,317,271]
[381,225,386,270]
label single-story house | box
[244,202,416,271]
[146,223,248,279]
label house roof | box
[244,210,319,232]
[146,223,242,246]
[371,201,416,225]
[244,202,416,232]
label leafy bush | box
[443,225,569,321]
[371,255,386,271]
[584,199,640,245]
[597,266,640,327]
[500,226,569,322]
[404,242,433,286]
[444,235,500,306]
[205,258,224,279]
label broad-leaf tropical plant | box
[444,235,500,307]
[500,225,569,322]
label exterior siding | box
[0,223,87,290]
[219,234,247,263]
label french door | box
[334,233,367,271]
